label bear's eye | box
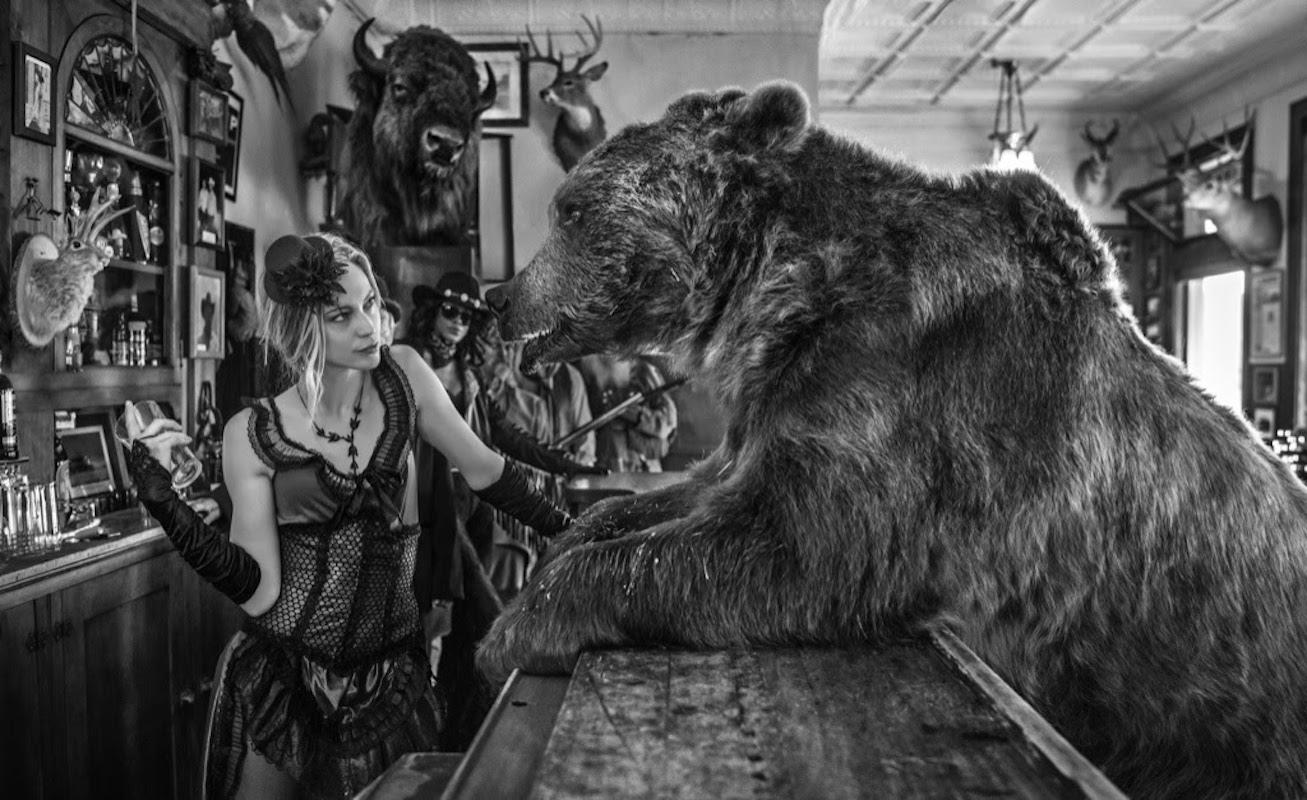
[390,82,410,101]
[559,203,583,228]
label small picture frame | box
[190,266,226,359]
[1252,367,1279,405]
[189,156,226,249]
[218,91,244,200]
[189,79,228,144]
[1249,269,1286,365]
[465,42,528,127]
[12,42,56,144]
[57,425,117,498]
[1252,407,1276,439]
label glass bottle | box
[54,434,72,525]
[127,293,148,367]
[0,354,18,461]
[111,309,130,366]
[64,321,83,371]
[146,181,166,266]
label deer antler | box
[68,187,133,248]
[524,25,563,69]
[1215,107,1254,163]
[1152,117,1197,173]
[571,15,603,72]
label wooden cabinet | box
[0,539,242,800]
[1100,224,1172,353]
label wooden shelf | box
[107,258,166,276]
[64,126,173,173]
[13,366,182,409]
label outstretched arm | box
[392,344,571,535]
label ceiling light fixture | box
[989,59,1038,171]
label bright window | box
[1183,270,1245,410]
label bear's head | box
[485,82,811,373]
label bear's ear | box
[666,88,746,124]
[722,81,810,151]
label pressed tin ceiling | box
[820,0,1307,111]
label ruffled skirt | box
[203,631,444,800]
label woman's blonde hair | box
[258,233,380,420]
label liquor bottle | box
[111,310,130,366]
[0,354,18,460]
[146,181,166,266]
[127,293,148,367]
[126,172,151,264]
[64,321,83,371]
[145,318,163,367]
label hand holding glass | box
[115,400,204,490]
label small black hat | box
[413,271,489,314]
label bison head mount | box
[344,19,497,248]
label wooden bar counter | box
[358,630,1125,800]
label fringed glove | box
[473,459,573,536]
[485,401,606,478]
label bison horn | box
[475,62,498,115]
[353,19,388,77]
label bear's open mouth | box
[518,322,576,374]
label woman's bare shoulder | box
[223,406,273,476]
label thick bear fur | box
[479,83,1307,799]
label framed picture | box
[190,266,226,359]
[465,42,528,126]
[222,222,258,342]
[12,42,56,144]
[218,91,244,200]
[57,425,117,498]
[189,79,228,144]
[1121,176,1183,244]
[1252,407,1276,439]
[1252,367,1279,405]
[1249,269,1286,365]
[189,156,226,249]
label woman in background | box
[123,233,570,799]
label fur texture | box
[342,25,486,248]
[479,82,1307,800]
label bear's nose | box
[484,285,510,314]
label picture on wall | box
[218,91,244,200]
[189,80,228,144]
[190,266,226,359]
[465,42,528,126]
[1249,268,1286,365]
[13,42,56,144]
[221,222,258,344]
[189,157,226,249]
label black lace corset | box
[244,347,424,669]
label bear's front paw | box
[476,598,582,684]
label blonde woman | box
[123,233,570,799]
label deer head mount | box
[1073,119,1119,207]
[1153,110,1283,265]
[11,188,131,347]
[525,15,608,172]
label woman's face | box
[433,301,474,345]
[323,263,382,370]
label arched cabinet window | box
[59,29,175,369]
[65,35,171,159]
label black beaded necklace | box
[302,377,367,476]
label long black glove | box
[473,459,573,537]
[126,441,262,603]
[484,401,606,478]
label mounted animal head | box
[525,16,608,172]
[1072,119,1118,207]
[12,189,131,347]
[1153,109,1283,265]
[343,19,497,246]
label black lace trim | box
[246,347,415,505]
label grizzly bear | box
[479,82,1307,800]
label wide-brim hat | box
[413,271,490,315]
